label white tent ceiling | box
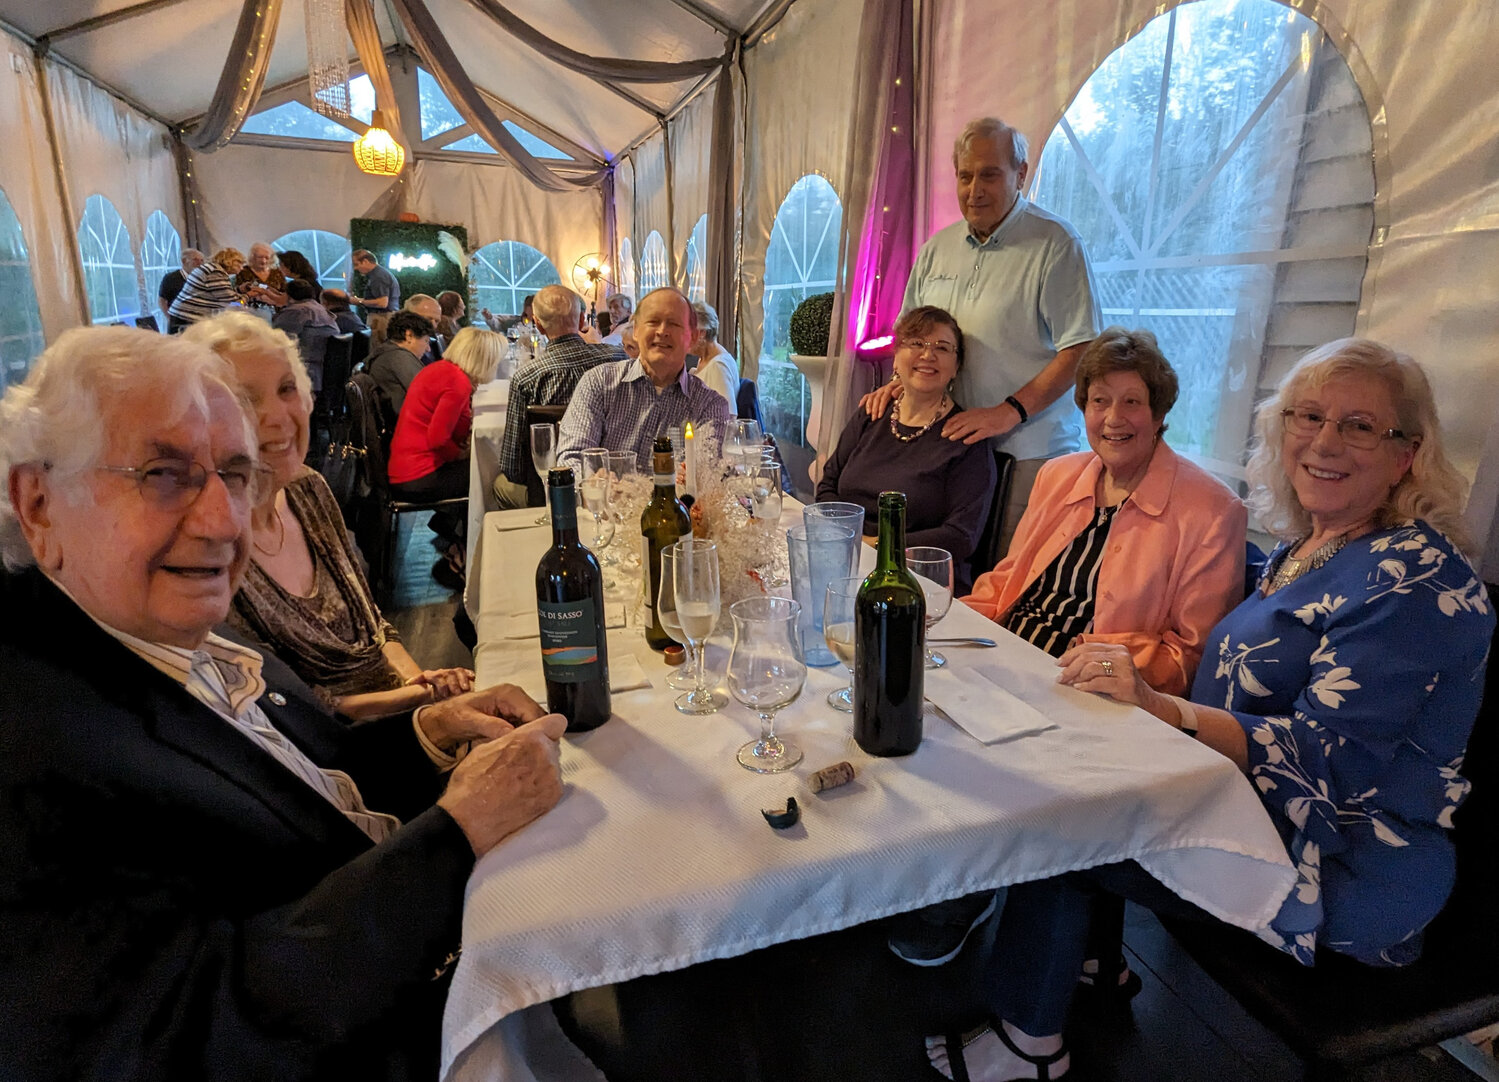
[0,0,773,161]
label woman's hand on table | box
[407,667,476,701]
[417,681,546,749]
[438,713,567,856]
[1056,642,1169,717]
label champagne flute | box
[657,547,694,690]
[672,539,725,715]
[530,423,558,525]
[823,576,861,712]
[905,546,954,669]
[728,596,806,773]
[727,418,763,478]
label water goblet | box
[727,418,764,478]
[728,596,806,773]
[672,539,725,715]
[530,423,558,525]
[823,576,862,712]
[579,448,616,573]
[905,546,954,669]
[606,451,641,567]
[748,462,783,522]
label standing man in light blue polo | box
[864,116,1100,556]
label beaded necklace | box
[1262,532,1347,596]
[889,395,950,443]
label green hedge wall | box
[348,218,468,302]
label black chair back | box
[134,316,160,331]
[318,334,354,430]
[348,329,371,371]
[736,378,765,426]
[344,372,391,499]
[523,403,569,508]
[298,324,337,394]
[968,451,1017,584]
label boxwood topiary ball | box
[788,292,835,356]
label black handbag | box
[318,440,367,511]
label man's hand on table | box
[859,379,902,419]
[417,682,546,750]
[941,403,1019,445]
[439,714,567,855]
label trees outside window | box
[1032,0,1373,478]
[758,175,842,453]
[78,195,141,326]
[0,188,45,389]
[272,230,352,293]
[141,211,182,329]
[616,237,636,303]
[471,241,561,318]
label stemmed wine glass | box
[728,597,806,772]
[822,576,862,712]
[657,547,696,691]
[578,448,615,583]
[727,418,764,478]
[672,539,725,715]
[905,546,954,669]
[748,461,783,521]
[530,423,558,525]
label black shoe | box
[1075,958,1143,1003]
[431,557,465,591]
[888,891,998,967]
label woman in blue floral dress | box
[927,338,1494,1082]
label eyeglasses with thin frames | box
[1280,407,1410,451]
[899,338,958,359]
[95,458,271,510]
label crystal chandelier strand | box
[305,0,350,120]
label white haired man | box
[492,284,626,508]
[602,292,634,345]
[864,116,1101,556]
[234,241,289,311]
[0,326,566,1079]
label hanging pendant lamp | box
[353,110,406,176]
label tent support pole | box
[661,117,678,286]
[31,51,90,325]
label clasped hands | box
[420,683,567,857]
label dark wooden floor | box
[383,520,1489,1082]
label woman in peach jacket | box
[963,327,1245,696]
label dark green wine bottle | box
[640,435,691,652]
[536,467,611,731]
[853,491,925,755]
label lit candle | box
[683,421,697,498]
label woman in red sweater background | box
[387,326,501,581]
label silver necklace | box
[889,395,949,443]
[1263,533,1347,596]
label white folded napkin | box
[925,664,1058,744]
[609,652,651,692]
[493,517,544,533]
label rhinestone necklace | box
[1263,532,1347,596]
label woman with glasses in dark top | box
[817,306,996,591]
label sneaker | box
[888,891,998,967]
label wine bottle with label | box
[853,491,925,755]
[641,435,692,652]
[536,467,611,731]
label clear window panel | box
[638,232,669,293]
[616,237,636,302]
[140,210,181,331]
[240,100,359,142]
[684,214,708,303]
[272,229,352,293]
[444,133,498,155]
[1031,0,1372,478]
[759,175,843,451]
[418,68,465,141]
[77,194,140,325]
[471,241,561,318]
[348,74,374,124]
[0,188,46,389]
[502,120,570,160]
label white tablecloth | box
[464,379,509,618]
[444,507,1296,1081]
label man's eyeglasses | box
[1280,407,1409,451]
[899,338,958,359]
[97,459,272,510]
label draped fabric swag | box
[178,0,284,151]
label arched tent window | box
[272,230,352,292]
[683,214,709,303]
[0,187,46,389]
[77,194,141,325]
[1032,0,1373,476]
[759,175,843,450]
[471,241,560,318]
[616,236,636,302]
[638,231,668,293]
[140,211,181,328]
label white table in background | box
[445,506,1296,1081]
[464,379,509,618]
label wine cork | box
[664,644,686,666]
[809,761,856,793]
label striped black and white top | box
[1003,502,1121,657]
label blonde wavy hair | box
[443,326,503,386]
[183,309,312,411]
[1245,338,1471,553]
